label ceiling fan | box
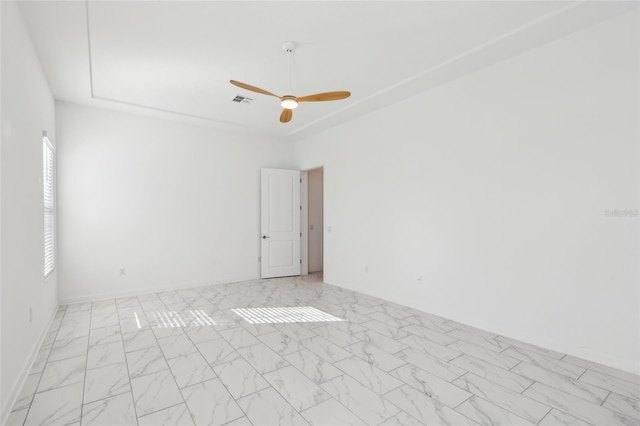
[230,42,351,123]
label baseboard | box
[325,278,640,377]
[516,333,640,376]
[436,305,640,376]
[1,303,58,425]
[58,274,259,305]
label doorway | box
[306,167,323,275]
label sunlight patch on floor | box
[147,310,216,328]
[232,306,344,324]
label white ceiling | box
[19,1,637,138]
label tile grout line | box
[221,307,374,425]
[298,395,370,425]
[414,367,554,423]
[19,305,67,425]
[535,408,554,425]
[324,359,416,423]
[114,298,141,425]
[510,361,617,405]
[134,401,186,422]
[187,293,264,425]
[139,293,201,425]
[78,302,95,425]
[576,367,589,381]
[599,390,612,407]
[451,393,535,424]
[520,378,538,395]
[379,379,477,426]
[16,276,640,426]
[222,319,329,423]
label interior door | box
[261,168,301,278]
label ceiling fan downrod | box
[283,41,297,109]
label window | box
[43,134,55,278]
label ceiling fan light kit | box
[230,41,350,123]
[281,96,299,109]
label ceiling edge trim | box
[286,0,583,138]
[83,0,272,135]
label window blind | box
[43,136,55,278]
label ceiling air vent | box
[232,95,254,104]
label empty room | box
[1,1,638,425]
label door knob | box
[262,235,269,239]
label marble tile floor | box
[6,274,640,426]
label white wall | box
[308,168,323,272]
[1,1,58,418]
[56,102,295,302]
[296,11,639,374]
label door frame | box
[301,170,309,275]
[300,166,324,276]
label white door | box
[261,168,301,278]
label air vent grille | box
[232,95,254,104]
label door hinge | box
[300,259,302,264]
[300,178,302,183]
[300,205,302,210]
[300,232,302,237]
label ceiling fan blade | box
[230,80,280,98]
[297,91,351,102]
[280,108,293,123]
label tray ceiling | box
[18,1,637,138]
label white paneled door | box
[261,168,301,278]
